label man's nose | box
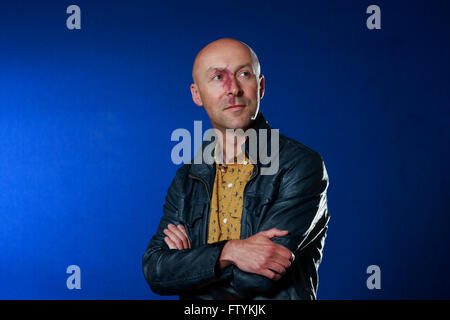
[227,76,243,96]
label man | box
[142,38,330,299]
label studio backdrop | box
[0,0,449,299]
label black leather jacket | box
[142,113,330,300]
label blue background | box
[0,0,449,299]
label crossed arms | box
[142,152,329,298]
[164,223,294,281]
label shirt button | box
[228,183,233,188]
[223,218,228,224]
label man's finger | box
[261,228,289,239]
[164,236,177,250]
[266,261,286,276]
[168,224,190,249]
[272,251,292,269]
[273,243,294,261]
[261,269,282,281]
[176,224,191,248]
[163,228,183,250]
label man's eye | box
[213,74,222,80]
[240,71,250,77]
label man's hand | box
[163,224,293,281]
[163,224,191,250]
[219,228,294,281]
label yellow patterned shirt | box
[207,146,255,244]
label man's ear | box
[258,74,265,100]
[190,83,203,107]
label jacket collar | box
[189,112,274,181]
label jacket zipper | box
[240,164,259,239]
[188,174,211,244]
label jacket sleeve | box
[230,151,330,297]
[142,168,232,296]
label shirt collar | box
[213,141,251,166]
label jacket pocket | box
[245,195,272,217]
[185,202,206,228]
[242,195,272,237]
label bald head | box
[189,38,264,132]
[192,38,261,84]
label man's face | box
[190,41,264,132]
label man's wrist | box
[217,240,236,269]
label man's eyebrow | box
[205,63,253,74]
[205,67,223,74]
[236,63,253,70]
